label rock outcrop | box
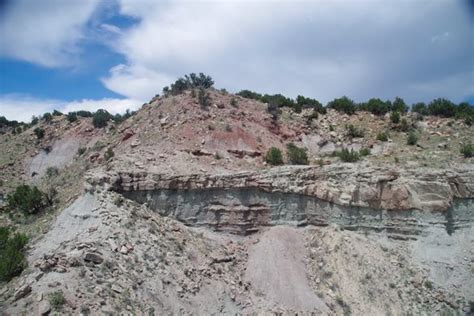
[90,163,474,212]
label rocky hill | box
[0,86,473,315]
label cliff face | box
[96,163,474,213]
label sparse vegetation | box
[346,124,364,138]
[34,127,45,139]
[198,88,211,108]
[265,147,284,166]
[52,110,63,116]
[104,147,115,161]
[359,148,370,156]
[77,147,87,156]
[49,290,66,310]
[286,143,308,165]
[336,148,360,162]
[0,227,28,282]
[407,131,418,146]
[460,143,474,158]
[67,112,78,123]
[390,111,400,124]
[377,131,389,142]
[230,97,238,107]
[163,73,214,96]
[6,185,48,215]
[92,109,113,128]
[42,112,53,122]
[327,96,357,115]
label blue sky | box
[0,0,473,122]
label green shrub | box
[286,143,308,165]
[33,127,45,139]
[346,124,364,138]
[42,112,52,122]
[399,118,410,132]
[412,102,428,115]
[162,73,214,96]
[366,98,389,116]
[327,96,357,115]
[0,227,28,282]
[198,88,211,108]
[6,185,47,215]
[265,147,284,165]
[230,97,238,107]
[407,131,418,145]
[67,112,78,123]
[359,148,371,156]
[49,290,66,310]
[77,147,86,156]
[306,110,319,123]
[377,131,389,142]
[45,167,59,178]
[460,143,474,158]
[392,97,408,113]
[390,111,400,124]
[52,110,63,116]
[92,109,113,128]
[337,148,360,162]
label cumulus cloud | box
[0,0,100,67]
[0,94,140,122]
[103,0,473,104]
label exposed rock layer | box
[92,164,474,212]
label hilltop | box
[0,76,473,315]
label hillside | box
[0,86,473,315]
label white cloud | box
[0,94,140,122]
[0,0,100,67]
[102,0,473,104]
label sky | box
[0,0,473,122]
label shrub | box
[399,118,410,132]
[30,116,39,125]
[307,110,319,123]
[407,131,418,145]
[198,88,211,108]
[366,98,389,116]
[92,109,113,128]
[327,96,357,115]
[460,143,474,158]
[49,290,66,310]
[377,131,389,142]
[66,112,78,123]
[267,103,280,121]
[296,95,324,113]
[412,102,428,115]
[42,112,52,122]
[428,98,456,117]
[76,110,93,118]
[359,148,371,156]
[337,148,360,162]
[163,73,214,96]
[390,111,400,124]
[104,148,114,161]
[265,147,284,165]
[52,110,63,116]
[0,227,28,282]
[6,185,47,215]
[286,143,308,165]
[77,147,86,156]
[346,124,364,138]
[45,167,59,178]
[392,97,408,113]
[236,90,263,100]
[33,127,45,139]
[230,97,238,107]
